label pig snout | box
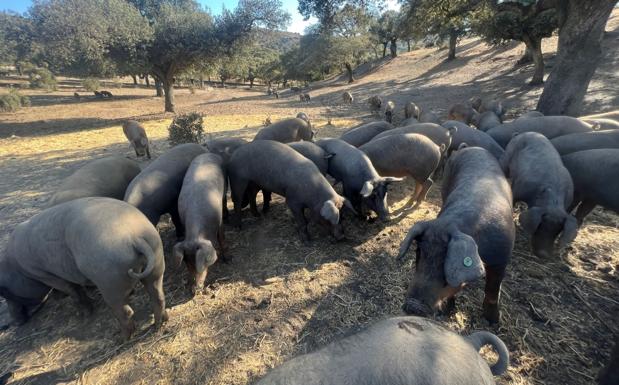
[331,223,346,241]
[402,297,432,316]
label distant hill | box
[256,30,301,54]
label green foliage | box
[168,112,205,145]
[298,0,382,26]
[28,0,153,77]
[82,78,100,92]
[27,67,57,90]
[472,2,558,44]
[0,89,30,112]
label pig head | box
[398,222,485,316]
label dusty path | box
[0,12,618,385]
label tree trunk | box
[517,46,533,65]
[522,35,544,85]
[447,29,458,61]
[537,0,616,116]
[382,42,387,58]
[344,62,354,83]
[131,74,138,85]
[407,40,411,52]
[249,78,254,88]
[144,74,150,87]
[163,75,175,113]
[390,38,397,58]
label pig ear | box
[558,215,579,247]
[519,207,544,235]
[360,181,374,197]
[398,221,429,261]
[320,200,340,225]
[445,231,485,287]
[173,243,185,268]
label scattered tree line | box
[1,0,617,116]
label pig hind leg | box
[415,178,433,206]
[230,176,250,229]
[170,205,185,239]
[36,273,93,315]
[482,265,505,324]
[99,283,136,340]
[574,200,596,226]
[141,273,168,329]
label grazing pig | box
[472,111,502,131]
[204,137,248,218]
[339,121,394,147]
[47,156,141,207]
[488,116,595,148]
[442,120,504,160]
[448,103,477,125]
[296,112,310,125]
[228,140,353,242]
[124,143,206,237]
[472,98,505,118]
[384,100,395,123]
[174,153,225,294]
[515,111,544,120]
[359,134,441,209]
[550,130,619,155]
[342,91,353,104]
[253,118,313,143]
[122,120,151,159]
[561,149,619,224]
[368,95,382,111]
[372,123,454,150]
[315,138,402,220]
[399,146,514,323]
[253,316,509,385]
[0,197,168,340]
[288,141,332,175]
[418,108,440,124]
[500,132,578,258]
[404,101,420,120]
[398,116,419,126]
[204,137,248,164]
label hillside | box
[0,10,618,385]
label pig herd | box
[1,97,618,385]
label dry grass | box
[1,12,618,385]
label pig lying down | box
[47,156,141,207]
[0,197,168,340]
[253,316,509,385]
[399,146,514,323]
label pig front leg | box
[482,265,505,324]
[170,206,185,239]
[288,200,310,244]
[574,200,596,226]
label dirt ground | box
[1,12,618,385]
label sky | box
[1,0,400,34]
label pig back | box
[254,118,312,143]
[360,134,440,179]
[48,156,141,207]
[229,140,330,199]
[124,143,206,221]
[254,316,496,385]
